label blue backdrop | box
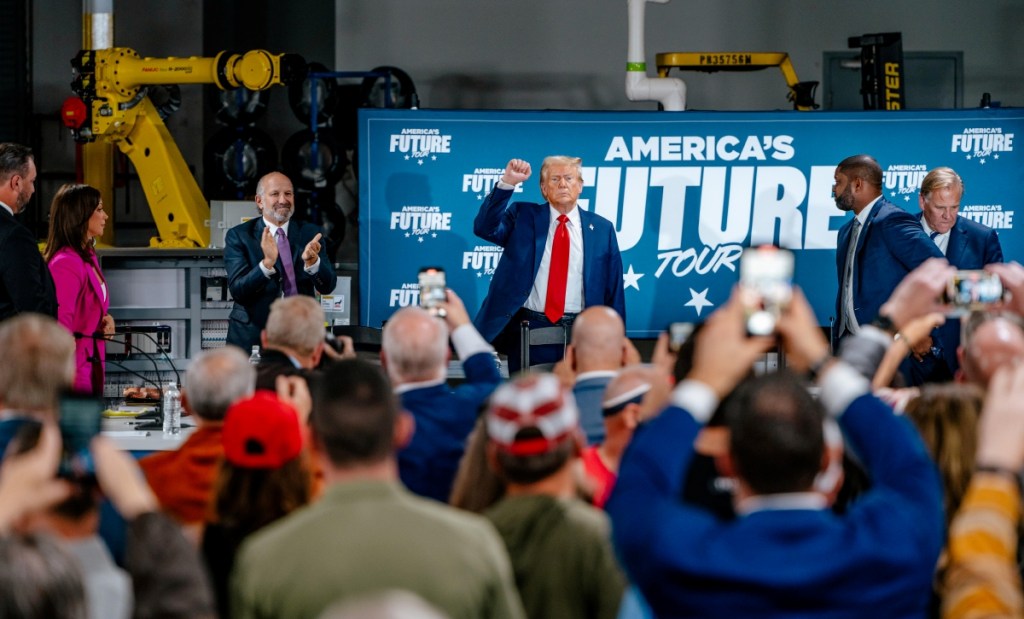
[359,108,1023,336]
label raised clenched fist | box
[501,159,532,185]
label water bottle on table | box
[162,382,181,436]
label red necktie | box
[545,215,570,323]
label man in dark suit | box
[832,154,942,352]
[225,171,337,352]
[909,166,1003,384]
[608,276,945,617]
[381,288,501,502]
[474,156,625,373]
[0,143,56,321]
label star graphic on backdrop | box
[417,237,424,243]
[431,155,437,161]
[404,232,410,238]
[995,154,1001,160]
[417,159,424,166]
[980,158,987,165]
[904,195,910,202]
[404,155,410,160]
[966,154,972,160]
[623,265,644,291]
[477,194,483,200]
[431,232,437,238]
[685,288,714,316]
[476,272,482,277]
[890,191,897,197]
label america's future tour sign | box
[359,108,1022,336]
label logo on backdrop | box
[462,245,503,278]
[462,167,524,199]
[389,128,453,164]
[389,282,420,308]
[883,164,928,203]
[390,205,453,242]
[961,204,1014,230]
[951,127,1014,164]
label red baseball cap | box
[222,391,303,469]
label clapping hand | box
[260,226,279,270]
[302,233,323,268]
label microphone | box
[75,331,167,425]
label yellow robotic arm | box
[65,48,305,248]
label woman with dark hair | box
[202,390,313,619]
[44,184,113,395]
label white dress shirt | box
[524,204,584,315]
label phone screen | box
[418,267,448,316]
[58,393,103,478]
[739,246,794,336]
[944,270,1003,317]
[667,322,695,353]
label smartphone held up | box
[739,246,795,336]
[418,267,448,318]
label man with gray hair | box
[0,143,56,321]
[0,314,75,420]
[140,346,255,528]
[224,171,336,352]
[381,288,501,502]
[255,295,354,390]
[909,166,1003,384]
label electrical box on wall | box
[209,200,257,248]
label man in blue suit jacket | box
[382,289,502,502]
[608,280,945,618]
[832,155,942,352]
[225,172,337,352]
[473,156,625,373]
[909,167,1003,383]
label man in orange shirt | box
[140,347,255,531]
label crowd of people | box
[2,143,1024,618]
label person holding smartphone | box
[44,184,114,396]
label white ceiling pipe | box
[626,0,686,111]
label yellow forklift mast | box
[655,52,819,111]
[63,48,305,247]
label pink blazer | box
[48,247,109,394]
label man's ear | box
[394,411,415,449]
[260,331,268,349]
[715,452,737,479]
[621,403,641,430]
[566,344,578,372]
[310,341,324,367]
[180,391,192,415]
[379,348,389,373]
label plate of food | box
[123,386,161,404]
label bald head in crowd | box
[959,313,1024,388]
[569,306,629,373]
[381,306,449,385]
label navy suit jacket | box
[607,390,943,618]
[0,207,57,321]
[225,217,337,351]
[832,197,943,347]
[472,187,625,343]
[573,374,615,445]
[397,351,502,502]
[915,214,1003,380]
